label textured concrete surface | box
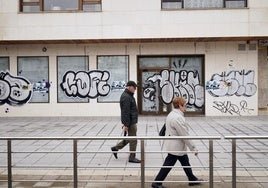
[0,115,267,187]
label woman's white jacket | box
[164,109,197,156]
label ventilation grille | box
[238,44,246,51]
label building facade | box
[0,0,268,117]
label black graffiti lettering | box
[143,87,156,101]
[173,59,187,69]
[60,70,110,99]
[213,101,240,115]
[180,70,187,81]
[183,59,187,67]
[0,80,11,104]
[173,61,177,69]
[213,100,254,115]
[0,71,32,106]
[240,100,254,114]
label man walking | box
[111,81,141,163]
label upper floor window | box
[19,0,101,13]
[161,0,247,10]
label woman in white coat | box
[152,97,203,188]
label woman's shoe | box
[189,178,204,186]
[151,182,166,188]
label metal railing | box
[224,135,268,188]
[0,136,221,188]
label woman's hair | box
[173,97,186,109]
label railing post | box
[7,140,12,188]
[209,140,213,188]
[232,139,236,188]
[73,139,78,188]
[140,139,145,188]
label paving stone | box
[0,115,267,187]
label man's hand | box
[123,125,128,132]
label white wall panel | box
[1,0,267,41]
[0,42,259,117]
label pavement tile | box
[0,115,267,187]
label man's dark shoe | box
[111,147,118,159]
[151,182,166,188]
[189,179,204,186]
[128,158,141,163]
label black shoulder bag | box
[159,123,166,136]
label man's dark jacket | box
[120,89,138,127]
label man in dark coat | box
[111,81,141,163]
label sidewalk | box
[0,115,267,188]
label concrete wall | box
[0,41,259,117]
[0,0,263,116]
[258,46,268,109]
[0,0,268,40]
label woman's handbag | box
[159,123,166,136]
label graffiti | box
[206,80,231,90]
[33,80,51,96]
[60,70,110,98]
[207,70,257,97]
[111,81,126,90]
[143,69,204,107]
[0,71,32,106]
[213,100,254,116]
[172,59,187,69]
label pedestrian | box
[111,80,141,163]
[152,97,203,188]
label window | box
[162,0,183,9]
[18,57,49,103]
[19,0,101,12]
[224,0,247,8]
[0,57,9,71]
[57,56,89,103]
[97,56,129,102]
[161,0,247,9]
[184,0,223,9]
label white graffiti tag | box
[207,70,257,97]
[60,70,110,98]
[143,69,204,107]
[0,71,32,106]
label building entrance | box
[138,55,205,116]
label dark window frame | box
[19,0,102,12]
[161,0,247,10]
[224,0,247,8]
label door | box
[138,56,205,116]
[139,69,171,115]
